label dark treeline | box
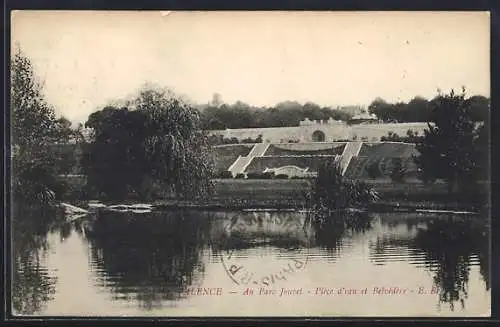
[368,95,489,123]
[198,95,489,130]
[199,101,356,130]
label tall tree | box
[465,95,490,122]
[414,89,482,195]
[367,97,395,122]
[11,47,64,204]
[401,96,431,122]
[83,85,214,200]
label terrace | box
[263,143,346,156]
[358,142,417,157]
[244,155,340,174]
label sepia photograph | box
[9,11,490,317]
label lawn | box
[209,178,483,211]
[213,178,449,199]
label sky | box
[11,11,490,124]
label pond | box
[12,209,490,317]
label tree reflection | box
[313,210,373,253]
[209,211,315,253]
[11,205,62,315]
[86,210,211,310]
[411,216,490,311]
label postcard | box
[9,10,490,317]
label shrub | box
[275,174,289,179]
[246,172,275,179]
[310,161,380,211]
[305,161,380,228]
[217,170,233,179]
[261,172,275,179]
[246,172,260,179]
[235,173,246,179]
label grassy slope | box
[213,178,448,199]
[208,178,484,210]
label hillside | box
[211,142,419,180]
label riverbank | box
[62,177,488,213]
[203,179,487,212]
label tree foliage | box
[199,92,488,130]
[83,85,214,200]
[368,95,488,123]
[380,129,424,143]
[199,101,353,130]
[414,89,487,194]
[310,161,380,211]
[306,161,380,227]
[11,48,66,204]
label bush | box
[246,172,260,179]
[246,172,275,179]
[217,170,233,179]
[262,172,275,179]
[311,161,380,210]
[275,174,289,179]
[235,173,246,179]
[219,137,240,145]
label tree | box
[414,88,482,195]
[368,97,397,122]
[83,85,214,200]
[473,118,489,182]
[401,96,431,122]
[11,47,64,204]
[465,95,490,122]
[82,107,148,199]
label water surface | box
[12,209,490,317]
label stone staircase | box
[228,143,270,176]
[339,141,363,175]
[227,142,363,177]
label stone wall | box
[210,122,429,143]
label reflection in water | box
[86,210,211,310]
[209,211,312,288]
[210,211,315,252]
[412,218,490,311]
[12,205,62,315]
[313,210,373,253]
[11,207,490,316]
[367,213,490,311]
